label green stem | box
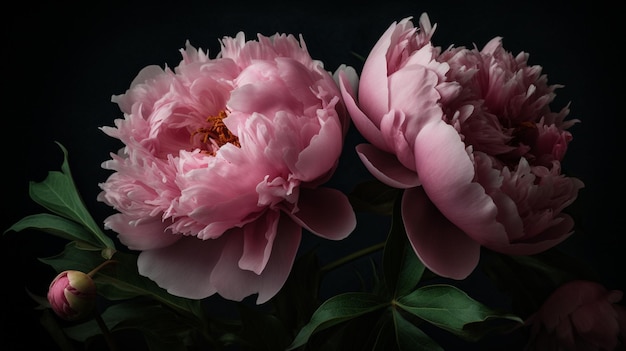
[87,260,117,278]
[94,312,118,351]
[320,241,385,275]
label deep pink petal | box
[496,215,574,255]
[401,187,481,279]
[288,187,356,240]
[105,214,180,251]
[356,143,420,189]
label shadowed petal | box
[401,187,480,280]
[356,143,420,189]
[288,187,356,240]
[137,236,222,299]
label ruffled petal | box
[288,187,356,240]
[401,187,481,279]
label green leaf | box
[349,179,399,215]
[391,309,443,351]
[5,213,104,248]
[397,284,523,342]
[287,292,388,350]
[383,191,424,297]
[27,142,114,249]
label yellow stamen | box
[190,110,240,155]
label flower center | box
[190,110,240,155]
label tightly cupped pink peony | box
[98,32,357,304]
[526,280,626,351]
[339,13,584,279]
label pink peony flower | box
[338,13,584,279]
[526,280,626,351]
[47,270,97,321]
[98,32,357,304]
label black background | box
[3,0,623,350]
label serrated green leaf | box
[391,309,443,351]
[5,213,103,248]
[397,284,523,342]
[287,292,388,350]
[28,142,114,249]
[383,191,424,298]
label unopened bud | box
[47,270,97,321]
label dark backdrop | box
[3,1,623,350]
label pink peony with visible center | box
[526,280,626,351]
[339,13,584,279]
[98,32,357,304]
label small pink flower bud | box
[47,270,97,321]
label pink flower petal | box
[401,187,481,280]
[137,236,222,299]
[356,143,420,189]
[413,119,508,248]
[105,214,180,251]
[288,187,356,240]
[239,210,280,275]
[338,71,389,152]
[209,214,302,304]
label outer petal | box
[105,214,180,251]
[401,187,480,279]
[358,20,397,120]
[288,187,356,240]
[137,236,222,299]
[339,71,388,152]
[239,210,280,275]
[413,119,509,248]
[209,214,302,304]
[356,143,420,188]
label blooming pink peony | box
[98,32,356,304]
[47,270,97,321]
[526,280,626,351]
[338,13,584,279]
